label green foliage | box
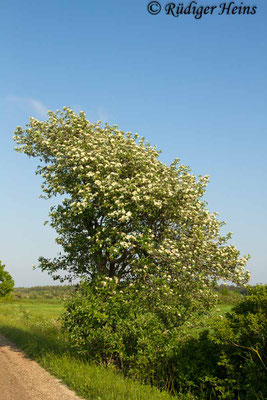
[0,261,14,298]
[171,285,267,399]
[62,280,180,387]
[212,284,267,399]
[62,283,267,399]
[61,280,220,393]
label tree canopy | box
[13,108,250,306]
[0,261,14,297]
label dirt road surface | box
[0,334,84,400]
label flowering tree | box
[0,261,14,297]
[13,108,250,310]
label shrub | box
[0,261,14,298]
[212,285,267,399]
[170,285,267,399]
[62,283,267,399]
[62,279,189,389]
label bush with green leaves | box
[63,284,267,399]
[0,261,14,298]
[62,279,183,388]
[168,285,267,399]
[61,281,221,395]
[211,284,267,399]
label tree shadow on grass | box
[0,324,88,364]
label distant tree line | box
[13,285,75,301]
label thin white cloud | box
[6,95,48,118]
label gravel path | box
[0,334,84,400]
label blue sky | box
[0,0,266,287]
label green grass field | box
[3,301,65,315]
